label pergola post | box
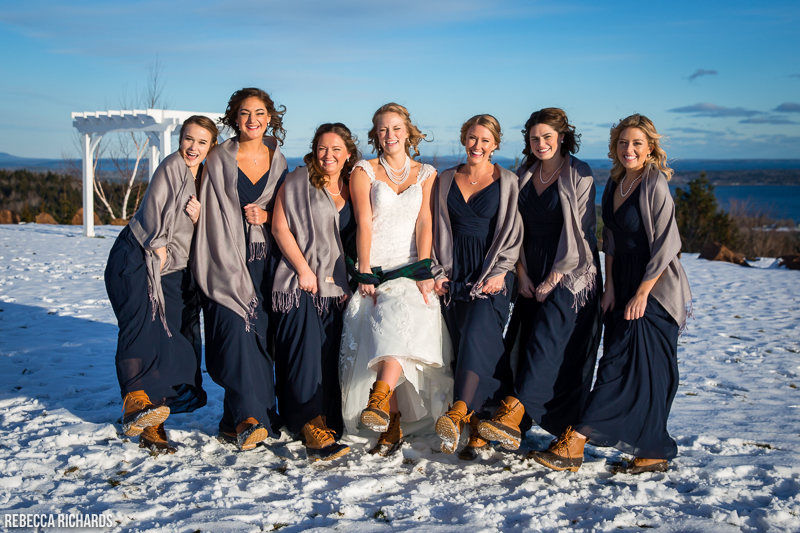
[82,133,95,237]
[148,139,159,182]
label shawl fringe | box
[248,241,267,263]
[146,278,172,337]
[468,280,508,300]
[272,289,339,316]
[559,263,598,311]
[244,295,259,333]
[679,301,694,336]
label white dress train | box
[340,160,453,435]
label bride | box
[340,103,453,456]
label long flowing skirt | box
[577,297,679,459]
[105,226,206,411]
[340,278,453,435]
[274,292,344,437]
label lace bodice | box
[353,160,435,270]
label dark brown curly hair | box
[220,88,286,146]
[303,123,361,190]
[521,107,580,167]
[366,103,427,159]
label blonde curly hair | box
[608,114,672,183]
[367,103,427,159]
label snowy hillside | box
[1,224,799,532]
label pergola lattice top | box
[71,109,226,236]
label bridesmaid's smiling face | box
[179,124,214,170]
[464,125,498,165]
[528,123,564,162]
[316,133,351,178]
[237,97,271,141]
[617,127,653,172]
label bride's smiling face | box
[376,113,408,156]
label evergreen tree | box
[674,171,738,252]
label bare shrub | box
[729,199,800,259]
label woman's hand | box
[517,270,535,299]
[243,204,267,226]
[624,291,648,321]
[434,277,449,297]
[417,279,434,304]
[600,287,615,314]
[185,195,201,224]
[358,282,377,304]
[155,247,167,271]
[298,267,318,295]
[535,272,562,302]
[481,273,505,295]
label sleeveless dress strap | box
[353,160,377,183]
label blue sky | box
[1,0,799,161]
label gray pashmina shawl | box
[191,136,288,330]
[431,164,523,299]
[517,154,598,309]
[272,166,350,314]
[128,150,196,336]
[602,164,693,328]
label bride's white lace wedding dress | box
[340,160,453,434]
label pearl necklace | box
[379,154,411,185]
[327,176,342,196]
[539,159,565,185]
[620,172,644,197]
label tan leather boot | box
[368,411,404,457]
[532,426,586,472]
[235,417,269,451]
[476,397,525,450]
[458,414,491,461]
[435,401,472,454]
[301,416,350,462]
[122,390,170,437]
[360,380,393,432]
[139,423,177,455]
[613,457,669,474]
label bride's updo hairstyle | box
[367,103,427,159]
[460,114,503,148]
[608,114,672,183]
[303,122,361,190]
[521,107,580,168]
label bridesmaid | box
[271,123,359,461]
[533,114,692,474]
[105,115,217,454]
[478,108,602,450]
[431,114,523,460]
[192,88,289,451]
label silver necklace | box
[620,172,643,197]
[379,154,411,185]
[327,176,342,196]
[539,159,565,185]
[241,144,264,165]
[468,164,493,185]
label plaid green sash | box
[345,245,433,291]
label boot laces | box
[310,425,336,445]
[445,404,473,426]
[366,388,390,409]
[552,426,576,459]
[494,399,517,421]
[123,394,150,413]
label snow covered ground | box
[1,223,799,533]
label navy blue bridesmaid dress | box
[106,226,207,412]
[202,168,280,437]
[506,179,602,437]
[274,197,356,437]
[577,181,679,460]
[441,179,515,418]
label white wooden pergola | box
[71,109,226,237]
